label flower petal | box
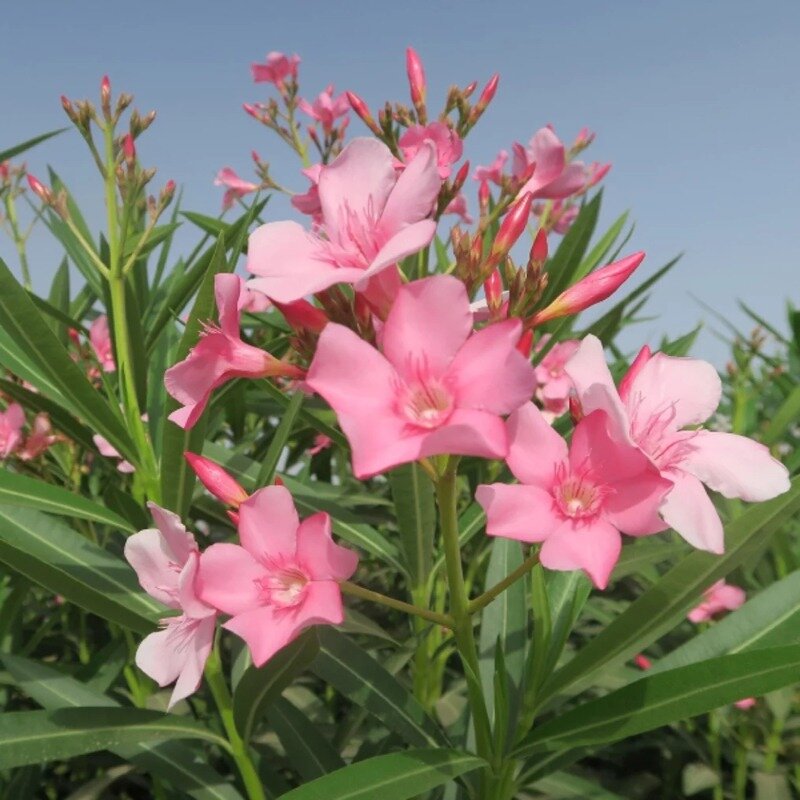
[476,482,562,542]
[540,519,621,589]
[198,543,263,615]
[224,606,302,667]
[124,530,181,608]
[238,485,300,563]
[419,408,508,461]
[295,512,359,582]
[659,470,724,553]
[361,220,437,280]
[168,616,215,708]
[505,402,567,487]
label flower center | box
[554,467,604,519]
[258,566,309,609]
[402,378,454,429]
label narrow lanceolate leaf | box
[649,570,800,673]
[539,477,800,703]
[0,471,133,532]
[389,464,436,587]
[0,128,66,163]
[529,771,628,799]
[517,645,800,754]
[0,708,228,770]
[312,627,447,749]
[233,629,319,742]
[276,749,485,800]
[762,384,800,447]
[3,655,243,800]
[0,505,160,633]
[0,257,135,461]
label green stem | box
[340,581,452,628]
[205,645,267,800]
[4,195,32,289]
[733,739,748,800]
[469,551,539,615]
[709,710,723,800]
[763,714,785,772]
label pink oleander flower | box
[474,151,508,186]
[251,52,300,88]
[308,434,333,456]
[165,274,304,429]
[290,164,323,224]
[199,485,358,666]
[247,137,441,304]
[125,504,216,708]
[0,403,25,458]
[298,85,350,134]
[584,161,612,189]
[89,315,115,372]
[18,413,60,460]
[513,127,587,200]
[735,697,757,710]
[399,122,463,179]
[534,199,579,235]
[566,336,791,552]
[306,275,536,479]
[444,193,473,224]
[93,433,135,473]
[215,168,259,211]
[240,286,271,313]
[634,654,653,670]
[476,402,671,589]
[687,580,746,623]
[534,337,580,420]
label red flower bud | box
[516,328,533,357]
[26,174,52,203]
[487,193,533,268]
[405,47,427,116]
[531,227,548,264]
[122,133,136,162]
[185,452,249,507]
[275,299,329,334]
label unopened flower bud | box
[346,91,382,136]
[61,95,78,125]
[184,452,249,507]
[485,269,503,311]
[122,133,136,164]
[405,47,427,122]
[530,228,548,265]
[27,174,53,204]
[100,75,111,118]
[516,329,533,357]
[452,160,470,194]
[479,180,490,215]
[463,80,478,98]
[468,74,500,126]
[275,299,329,334]
[486,193,533,269]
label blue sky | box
[1,1,797,363]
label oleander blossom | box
[251,52,300,88]
[124,504,216,708]
[247,137,442,304]
[399,122,463,179]
[0,403,25,458]
[199,485,358,666]
[687,580,746,623]
[215,167,259,211]
[476,402,671,588]
[89,315,115,372]
[534,337,580,420]
[165,273,304,429]
[513,126,587,201]
[306,275,536,478]
[298,85,350,134]
[19,413,60,460]
[565,335,791,553]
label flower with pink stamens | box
[513,127,587,201]
[399,122,463,179]
[215,168,259,211]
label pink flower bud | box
[530,252,645,326]
[243,103,260,120]
[275,299,329,334]
[531,228,548,264]
[26,174,52,203]
[484,269,503,311]
[452,160,470,193]
[475,73,500,113]
[405,47,427,108]
[516,329,533,357]
[479,180,490,214]
[184,452,249,507]
[123,133,136,162]
[463,80,478,97]
[346,91,382,136]
[488,193,533,267]
[634,654,653,670]
[101,75,111,100]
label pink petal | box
[295,513,359,582]
[214,273,244,339]
[168,616,215,708]
[618,345,653,403]
[659,470,724,553]
[5,403,25,430]
[224,606,302,667]
[540,519,621,589]
[178,552,215,619]
[297,580,345,627]
[534,162,586,199]
[197,543,263,615]
[238,485,300,563]
[146,502,196,566]
[446,319,536,415]
[680,431,790,502]
[93,433,121,459]
[124,530,181,609]
[361,219,437,280]
[527,127,566,182]
[381,275,472,381]
[477,483,562,542]
[418,408,509,461]
[505,402,568,487]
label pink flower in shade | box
[307,434,333,456]
[474,151,508,186]
[513,127,587,201]
[534,337,580,420]
[251,52,300,88]
[399,122,463,179]
[89,315,115,372]
[687,580,746,623]
[306,275,536,479]
[198,485,358,667]
[19,413,60,461]
[584,161,612,189]
[534,199,579,235]
[125,503,216,708]
[734,697,757,710]
[214,168,259,211]
[298,85,350,134]
[165,274,304,430]
[240,286,271,313]
[247,137,442,304]
[93,433,135,473]
[290,164,323,224]
[444,193,473,225]
[565,336,791,553]
[634,654,653,670]
[0,403,25,458]
[476,402,671,589]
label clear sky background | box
[1,1,797,364]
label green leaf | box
[0,257,136,461]
[255,390,304,487]
[517,645,800,754]
[233,629,319,742]
[529,771,627,798]
[312,627,447,749]
[762,385,800,447]
[0,471,133,532]
[0,505,160,633]
[47,259,71,345]
[0,128,66,163]
[539,477,800,703]
[0,707,228,770]
[389,464,436,588]
[275,749,485,800]
[575,212,629,278]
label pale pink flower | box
[307,434,333,456]
[18,413,60,460]
[513,127,587,201]
[125,503,216,708]
[565,336,791,553]
[165,274,304,429]
[399,122,463,179]
[241,287,271,313]
[93,433,135,473]
[199,485,358,667]
[0,403,25,458]
[306,275,536,479]
[584,161,612,189]
[298,85,350,134]
[534,337,580,419]
[734,697,757,710]
[444,193,473,224]
[89,315,115,372]
[473,151,508,185]
[687,580,746,623]
[214,168,259,211]
[247,137,442,304]
[251,52,300,88]
[290,164,323,224]
[477,402,670,588]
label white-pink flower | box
[89,315,115,373]
[399,122,463,179]
[687,580,746,623]
[0,403,25,458]
[298,85,350,133]
[214,168,259,211]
